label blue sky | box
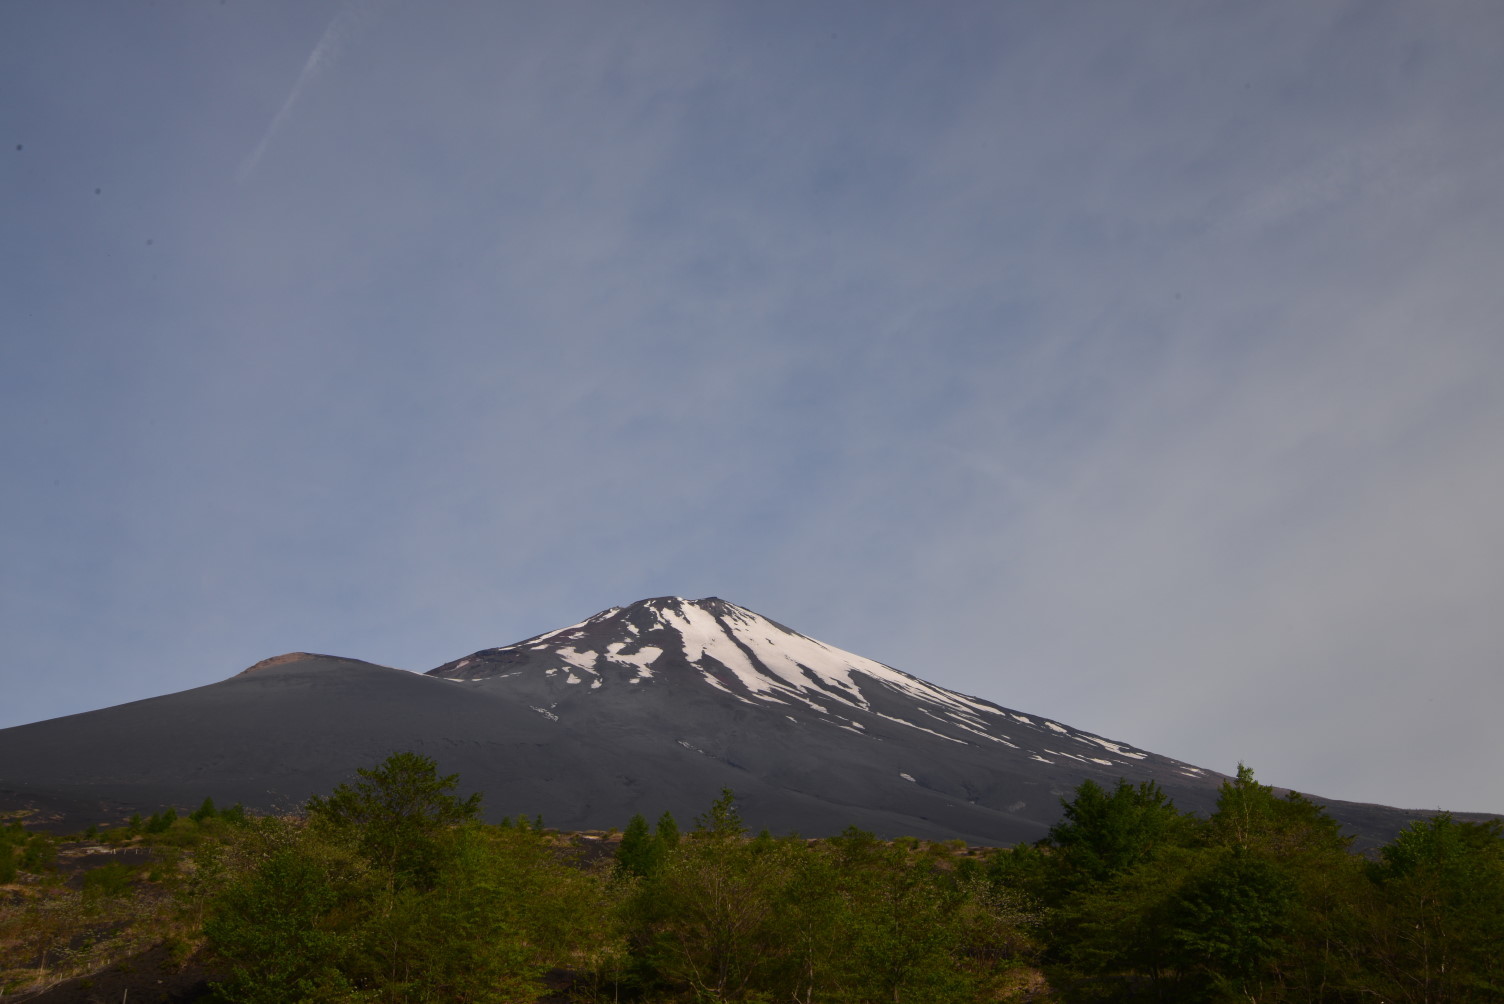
[4,0,1502,814]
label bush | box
[145,808,179,834]
[206,754,611,1003]
[82,862,136,899]
[19,834,55,873]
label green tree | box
[1208,763,1350,856]
[1367,814,1504,1002]
[208,756,609,1004]
[205,837,364,1003]
[1197,763,1362,999]
[628,791,837,1002]
[145,807,179,834]
[305,750,481,892]
[830,829,974,1003]
[18,832,55,873]
[1170,846,1295,999]
[1052,844,1202,1000]
[345,824,612,1003]
[1045,777,1193,896]
[693,788,746,839]
[616,812,662,878]
[0,821,28,882]
[81,861,136,899]
[656,809,681,848]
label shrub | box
[82,862,135,899]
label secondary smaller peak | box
[237,652,335,676]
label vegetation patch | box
[2,759,1500,1002]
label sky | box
[3,1,1502,815]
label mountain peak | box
[4,595,1454,846]
[238,652,326,675]
[424,596,1186,783]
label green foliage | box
[305,751,481,891]
[1364,813,1504,1002]
[204,840,363,1003]
[207,753,614,1003]
[829,829,976,1003]
[1030,767,1504,1003]
[81,861,137,899]
[619,816,1036,1003]
[631,817,793,999]
[616,812,661,878]
[18,833,55,873]
[145,807,179,834]
[1045,777,1194,895]
[0,823,27,883]
[191,796,219,823]
[1208,762,1351,856]
[616,810,690,879]
[1170,847,1294,997]
[32,757,1495,1004]
[693,787,746,840]
[656,809,680,848]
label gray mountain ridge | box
[0,596,1482,844]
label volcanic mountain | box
[0,596,1461,844]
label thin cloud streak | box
[236,0,366,184]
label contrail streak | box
[236,0,364,184]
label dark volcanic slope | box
[0,654,559,824]
[0,599,1475,844]
[421,596,1238,844]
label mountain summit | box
[0,596,1460,844]
[427,596,1194,783]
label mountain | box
[0,596,1470,844]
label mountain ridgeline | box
[0,596,1477,844]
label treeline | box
[1003,765,1504,1001]
[199,754,1037,1002]
[2,756,1501,1002]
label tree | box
[693,788,746,840]
[630,791,813,1001]
[1054,844,1201,999]
[656,810,681,848]
[1170,846,1295,998]
[204,838,365,1003]
[1045,777,1193,895]
[0,822,24,883]
[1368,814,1504,1002]
[208,755,606,1004]
[145,807,179,834]
[830,829,974,1003]
[617,812,662,878]
[305,750,481,891]
[1208,763,1350,856]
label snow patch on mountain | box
[605,642,661,677]
[425,596,1171,772]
